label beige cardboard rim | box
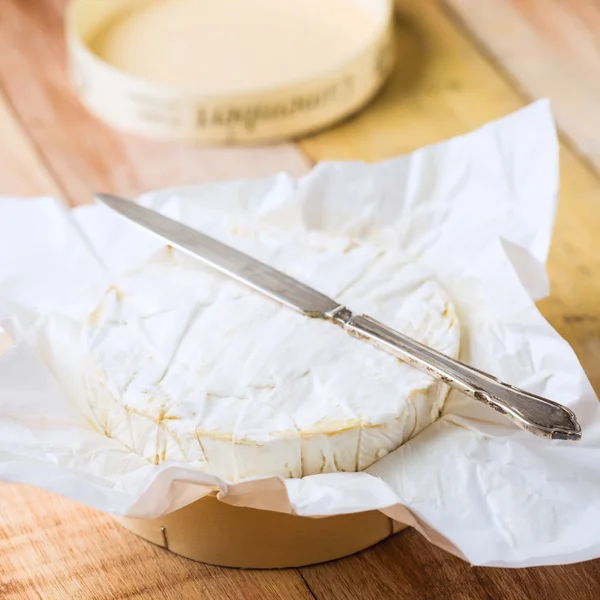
[117,495,407,568]
[66,0,396,144]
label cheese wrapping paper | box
[1,100,599,567]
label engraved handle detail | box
[333,311,582,441]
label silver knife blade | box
[95,193,341,318]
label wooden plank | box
[441,0,600,176]
[0,0,309,206]
[472,558,600,600]
[301,0,523,162]
[0,91,60,197]
[0,484,314,600]
[538,148,600,385]
[301,528,600,600]
[301,530,487,600]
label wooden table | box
[2,1,600,598]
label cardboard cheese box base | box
[116,496,406,568]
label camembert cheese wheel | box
[79,226,460,481]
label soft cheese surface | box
[81,227,460,481]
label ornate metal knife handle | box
[329,308,582,441]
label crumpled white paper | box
[1,99,599,568]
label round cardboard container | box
[116,495,406,568]
[66,0,395,144]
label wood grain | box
[0,484,314,600]
[1,0,600,598]
[302,529,600,600]
[441,0,600,176]
[301,0,522,161]
[0,90,59,197]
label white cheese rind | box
[72,227,460,481]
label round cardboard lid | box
[66,0,395,144]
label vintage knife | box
[96,193,582,442]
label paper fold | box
[1,99,599,567]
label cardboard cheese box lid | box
[66,0,395,144]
